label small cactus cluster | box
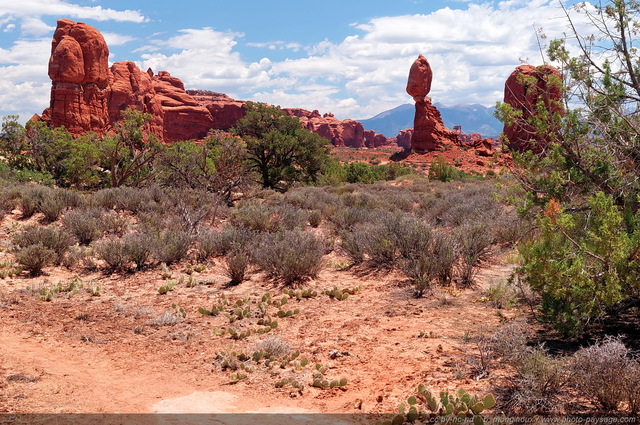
[29,277,96,301]
[171,303,186,319]
[382,386,495,425]
[198,294,230,316]
[277,308,300,318]
[325,284,362,301]
[311,362,347,390]
[284,288,318,300]
[312,377,347,389]
[275,377,304,389]
[157,280,176,294]
[185,275,199,287]
[197,289,318,342]
[184,263,206,275]
[227,321,277,340]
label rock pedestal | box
[406,55,459,152]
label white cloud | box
[0,1,147,22]
[20,17,54,36]
[102,32,135,46]
[139,28,293,97]
[0,0,598,124]
[247,41,301,52]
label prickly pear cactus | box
[379,385,495,425]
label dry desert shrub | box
[12,225,74,264]
[223,249,250,285]
[196,225,257,261]
[15,244,56,276]
[152,230,192,265]
[490,321,567,414]
[255,335,292,358]
[570,336,640,413]
[252,229,324,284]
[62,207,108,245]
[148,311,181,327]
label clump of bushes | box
[253,229,324,284]
[12,226,74,265]
[153,230,192,265]
[62,208,109,245]
[15,244,56,276]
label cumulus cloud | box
[102,32,135,46]
[139,28,294,98]
[0,0,597,122]
[133,0,592,120]
[0,1,147,23]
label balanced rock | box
[503,64,563,152]
[406,55,459,151]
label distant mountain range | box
[360,103,502,138]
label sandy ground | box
[0,212,517,419]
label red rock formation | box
[395,129,413,149]
[452,125,482,145]
[153,71,216,142]
[46,19,111,135]
[40,19,396,148]
[364,130,389,148]
[475,139,496,157]
[503,64,563,153]
[108,61,163,137]
[284,108,368,148]
[187,90,246,131]
[406,55,460,151]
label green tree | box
[0,117,101,186]
[98,107,164,188]
[497,0,640,335]
[159,130,251,203]
[233,102,331,191]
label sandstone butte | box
[502,64,563,153]
[35,19,396,148]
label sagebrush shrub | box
[455,222,494,286]
[153,230,192,264]
[12,226,74,264]
[63,208,106,245]
[229,202,275,232]
[95,237,129,272]
[197,225,257,260]
[252,229,324,284]
[329,207,371,232]
[223,250,250,285]
[308,210,322,228]
[15,243,55,276]
[570,336,640,412]
[122,233,153,270]
[19,185,52,218]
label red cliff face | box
[45,19,111,134]
[406,55,460,151]
[284,108,393,148]
[41,20,235,142]
[39,19,396,148]
[503,64,563,153]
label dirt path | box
[0,255,517,416]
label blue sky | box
[0,0,589,123]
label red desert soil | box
[0,210,517,419]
